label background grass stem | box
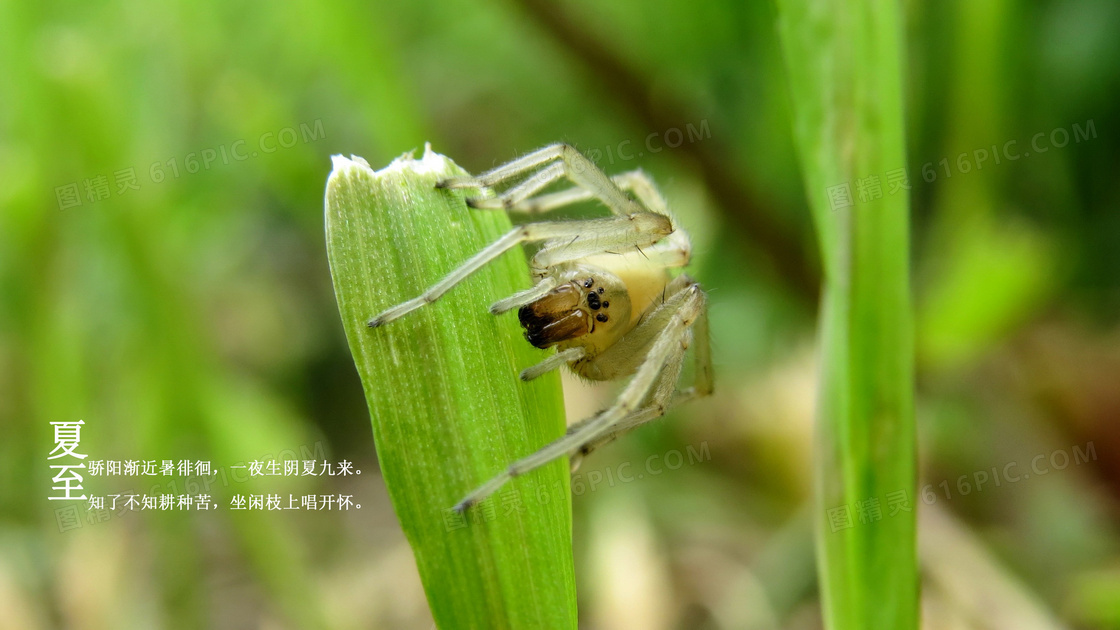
[775,1,919,628]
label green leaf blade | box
[324,148,575,629]
[775,1,918,629]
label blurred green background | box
[1,0,1118,628]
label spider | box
[367,143,712,512]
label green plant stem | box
[775,1,918,628]
[324,148,576,629]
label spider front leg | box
[488,276,558,315]
[440,143,644,218]
[454,283,707,512]
[458,165,692,271]
[507,169,673,217]
[367,213,670,327]
[519,347,585,382]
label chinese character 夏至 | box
[48,420,88,500]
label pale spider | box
[367,143,712,511]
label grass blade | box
[324,148,576,629]
[775,1,918,628]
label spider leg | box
[465,162,565,210]
[570,302,713,465]
[531,233,655,270]
[673,301,713,403]
[488,276,561,314]
[498,168,670,216]
[440,143,644,218]
[506,184,594,215]
[454,284,706,511]
[565,404,667,474]
[504,169,691,269]
[536,234,690,271]
[568,357,687,472]
[520,347,586,381]
[611,170,692,267]
[368,214,671,327]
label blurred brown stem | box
[512,0,820,304]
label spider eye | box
[596,313,608,323]
[583,278,594,288]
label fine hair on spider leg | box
[366,143,712,511]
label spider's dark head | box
[518,268,632,351]
[519,283,587,349]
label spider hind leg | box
[454,281,710,511]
